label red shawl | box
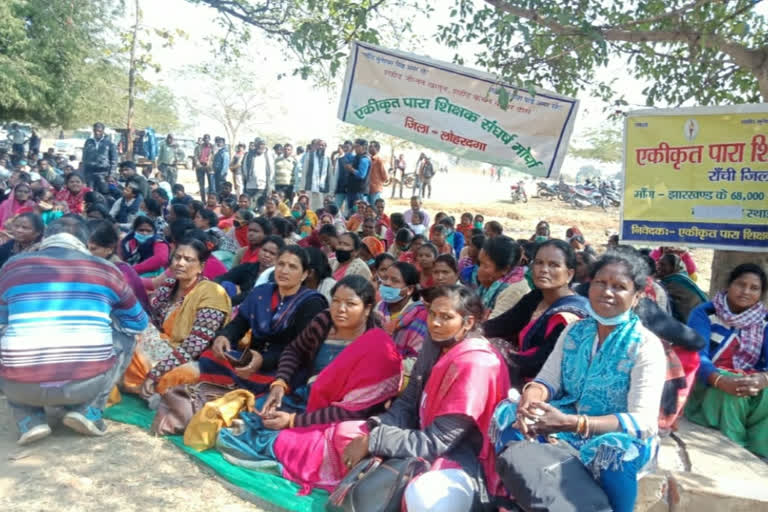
[234,224,249,247]
[0,186,37,227]
[419,337,510,496]
[55,186,91,215]
[241,246,260,264]
[274,328,402,493]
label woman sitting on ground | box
[492,251,667,512]
[141,197,167,237]
[200,245,328,393]
[651,246,698,281]
[215,235,284,306]
[372,252,395,286]
[231,209,255,249]
[433,254,460,287]
[291,201,314,238]
[123,237,232,399]
[686,263,768,457]
[473,236,531,319]
[232,216,272,266]
[55,173,91,215]
[0,183,37,228]
[416,242,438,288]
[218,276,402,487]
[485,239,589,387]
[0,212,44,268]
[119,215,170,277]
[304,246,336,302]
[458,232,484,280]
[360,235,384,268]
[331,231,372,281]
[88,219,150,312]
[572,250,597,289]
[218,197,238,232]
[657,252,708,323]
[376,262,428,376]
[340,285,510,510]
[391,227,414,262]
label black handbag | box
[495,441,613,512]
[326,457,430,512]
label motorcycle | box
[510,181,528,203]
[570,189,610,210]
[536,181,558,200]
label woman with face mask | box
[119,215,170,277]
[376,262,428,378]
[291,201,314,239]
[491,250,667,512]
[342,285,511,512]
[331,232,372,281]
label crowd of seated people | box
[0,162,765,512]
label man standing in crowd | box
[7,123,28,159]
[28,129,41,157]
[229,143,246,194]
[367,140,389,206]
[391,153,406,199]
[81,122,117,192]
[212,137,230,196]
[403,195,430,227]
[274,142,299,204]
[420,154,435,199]
[156,133,178,185]
[300,139,331,210]
[0,217,149,445]
[333,140,353,214]
[241,137,273,208]
[344,138,371,210]
[193,134,214,200]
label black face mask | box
[233,221,241,228]
[335,249,352,264]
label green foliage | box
[0,0,121,126]
[190,0,429,85]
[576,164,602,182]
[437,0,768,106]
[570,127,623,163]
[0,0,180,130]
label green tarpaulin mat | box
[104,395,329,512]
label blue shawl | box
[241,282,323,339]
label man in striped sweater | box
[0,217,149,445]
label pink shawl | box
[419,337,510,496]
[273,328,402,493]
[0,187,36,227]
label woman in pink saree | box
[339,285,510,511]
[217,275,402,492]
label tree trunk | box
[709,81,768,304]
[126,0,141,160]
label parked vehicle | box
[510,180,528,203]
[536,181,558,199]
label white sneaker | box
[17,423,52,446]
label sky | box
[138,0,767,174]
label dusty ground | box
[0,167,712,511]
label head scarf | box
[361,236,384,257]
[0,184,37,227]
[713,290,768,370]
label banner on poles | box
[337,41,579,178]
[621,104,768,251]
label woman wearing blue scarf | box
[491,250,667,512]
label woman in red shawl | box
[340,285,510,511]
[55,173,91,215]
[0,183,37,228]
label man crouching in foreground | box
[0,216,148,445]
